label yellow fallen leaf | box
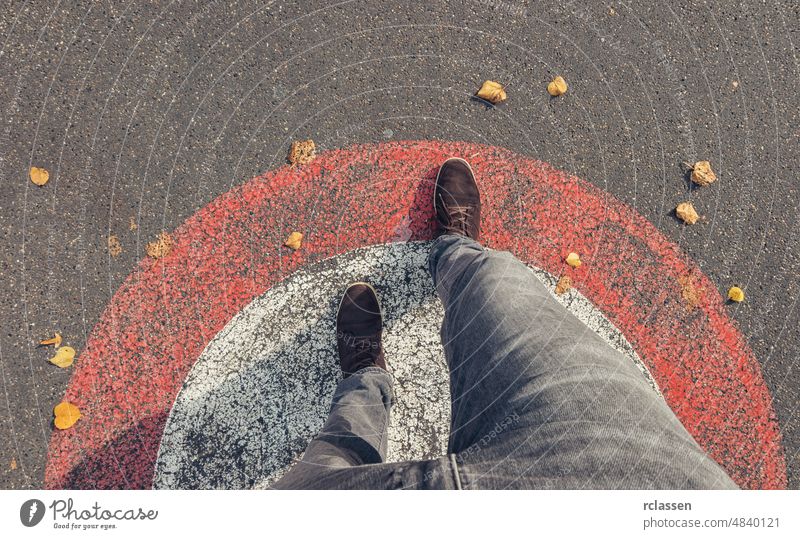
[30,166,49,186]
[146,232,173,259]
[565,252,582,268]
[288,140,316,166]
[284,231,303,250]
[547,76,568,97]
[53,401,81,430]
[727,286,745,302]
[555,275,572,295]
[108,234,122,257]
[40,332,63,347]
[129,216,138,231]
[675,201,699,224]
[476,80,507,104]
[49,346,76,368]
[10,457,17,470]
[690,160,717,186]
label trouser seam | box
[377,395,391,460]
[449,453,463,490]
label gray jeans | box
[273,235,737,489]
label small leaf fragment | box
[675,201,699,225]
[30,166,49,186]
[727,286,745,303]
[146,232,173,259]
[547,76,568,97]
[40,332,63,347]
[288,140,316,166]
[108,234,122,257]
[284,231,303,250]
[565,252,582,268]
[678,275,702,311]
[53,401,81,430]
[476,80,507,104]
[690,160,717,186]
[10,457,17,470]
[555,275,572,295]
[129,216,138,231]
[49,346,76,368]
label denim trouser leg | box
[428,235,738,489]
[274,235,737,489]
[272,367,394,488]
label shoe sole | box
[337,281,383,330]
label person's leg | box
[430,233,604,454]
[273,366,393,488]
[429,157,735,488]
[429,234,736,488]
[273,283,393,489]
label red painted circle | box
[45,141,786,489]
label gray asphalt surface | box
[1,0,798,489]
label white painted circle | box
[153,241,658,489]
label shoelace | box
[444,205,473,236]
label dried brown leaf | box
[555,275,572,295]
[690,161,717,186]
[565,252,582,268]
[288,140,316,166]
[678,275,702,311]
[30,166,49,186]
[476,80,507,104]
[108,235,122,257]
[284,231,303,250]
[547,76,568,97]
[40,332,62,347]
[675,201,699,225]
[146,232,173,259]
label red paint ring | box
[45,141,786,489]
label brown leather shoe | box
[434,158,481,240]
[336,282,386,377]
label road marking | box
[45,141,786,489]
[153,242,658,488]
